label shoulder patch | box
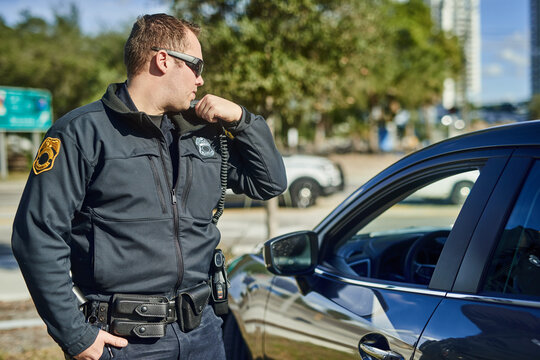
[33,137,61,175]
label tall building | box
[532,0,540,95]
[426,0,482,108]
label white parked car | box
[411,170,479,204]
[226,154,345,208]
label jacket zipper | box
[155,138,183,294]
[148,156,167,213]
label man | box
[12,14,286,360]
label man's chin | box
[169,103,191,113]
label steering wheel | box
[403,230,450,285]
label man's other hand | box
[74,330,128,360]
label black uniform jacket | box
[11,83,287,355]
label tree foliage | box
[172,0,463,143]
[0,6,126,119]
[0,1,462,147]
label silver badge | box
[195,137,215,157]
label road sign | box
[0,86,52,131]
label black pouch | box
[111,319,167,338]
[177,282,211,332]
[109,294,170,338]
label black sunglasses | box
[151,47,204,77]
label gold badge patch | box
[33,137,61,175]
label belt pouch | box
[177,283,211,332]
[110,319,167,338]
[110,294,169,338]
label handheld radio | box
[210,249,229,315]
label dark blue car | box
[223,120,540,360]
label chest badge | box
[195,137,215,157]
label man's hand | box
[74,330,128,360]
[195,94,242,124]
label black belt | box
[84,282,211,337]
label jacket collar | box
[101,82,211,136]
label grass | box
[0,170,30,182]
[0,347,64,360]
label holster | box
[177,282,211,332]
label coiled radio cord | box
[212,131,229,224]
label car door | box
[415,150,540,360]
[227,253,276,360]
[263,150,511,360]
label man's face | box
[166,30,204,112]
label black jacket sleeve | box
[225,108,287,199]
[11,131,99,356]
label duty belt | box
[83,282,211,338]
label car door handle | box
[359,343,404,360]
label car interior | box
[325,168,481,286]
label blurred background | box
[0,0,535,174]
[0,0,536,358]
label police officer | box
[11,14,286,360]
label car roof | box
[316,120,540,230]
[381,119,540,179]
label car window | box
[329,169,479,286]
[482,162,540,298]
[361,170,479,235]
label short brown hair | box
[124,14,200,77]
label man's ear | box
[153,50,169,74]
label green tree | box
[0,0,463,148]
[385,0,462,108]
[0,6,126,120]
[171,0,462,149]
[172,1,367,141]
[363,0,463,148]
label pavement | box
[0,178,28,301]
[0,153,402,302]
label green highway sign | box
[0,86,52,131]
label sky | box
[481,0,529,104]
[0,0,532,105]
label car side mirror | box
[263,231,318,276]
